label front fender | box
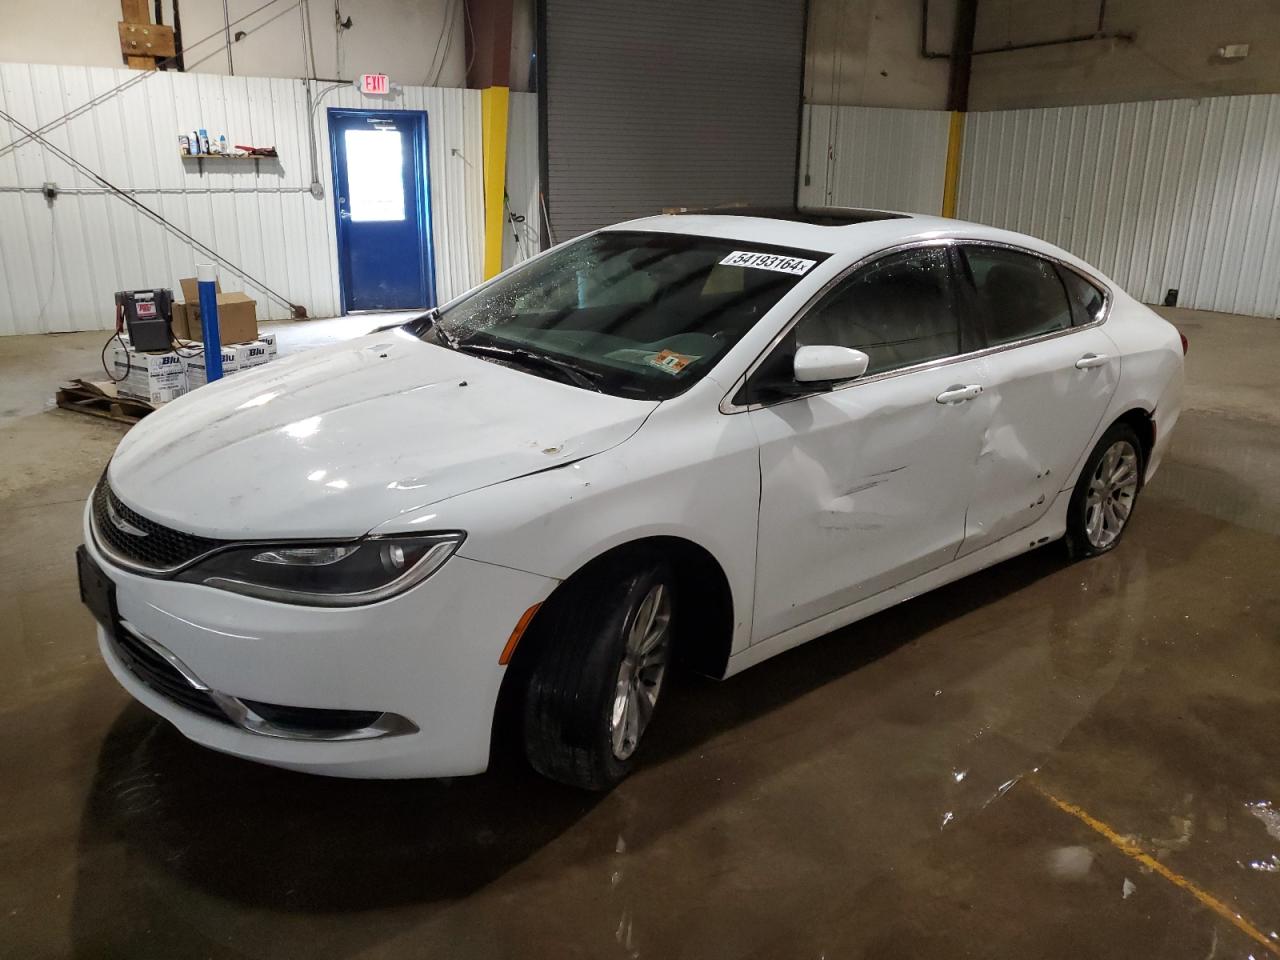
[373,404,762,658]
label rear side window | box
[794,246,963,376]
[1058,267,1107,326]
[961,246,1072,346]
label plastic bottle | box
[218,134,228,156]
[198,129,210,155]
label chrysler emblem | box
[106,499,148,538]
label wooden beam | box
[119,0,164,70]
[119,22,176,58]
[120,0,150,22]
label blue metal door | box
[329,108,436,312]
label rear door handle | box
[936,384,983,404]
[1075,353,1109,369]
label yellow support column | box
[480,85,510,280]
[941,110,965,218]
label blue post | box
[197,263,223,381]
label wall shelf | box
[181,153,277,175]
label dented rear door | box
[957,326,1120,557]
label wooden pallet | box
[55,380,155,425]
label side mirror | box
[793,345,870,384]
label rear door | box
[955,244,1120,556]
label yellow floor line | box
[1031,781,1280,957]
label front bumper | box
[83,503,557,779]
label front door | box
[747,244,994,642]
[329,109,435,312]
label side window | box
[1058,266,1107,326]
[794,246,963,376]
[962,246,1073,346]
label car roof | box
[604,207,1086,267]
[663,206,910,226]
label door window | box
[343,128,406,222]
[1058,267,1107,326]
[794,246,965,376]
[961,246,1073,346]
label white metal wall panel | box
[0,62,499,336]
[799,104,950,215]
[958,94,1280,318]
[502,92,539,270]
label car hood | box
[108,331,656,539]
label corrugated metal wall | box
[543,0,806,240]
[0,62,500,336]
[799,104,950,215]
[503,92,539,270]
[958,94,1280,318]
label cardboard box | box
[169,302,191,340]
[257,332,278,357]
[175,277,260,345]
[184,345,240,388]
[177,277,213,302]
[111,344,188,404]
[235,340,272,370]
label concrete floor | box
[1,307,1278,959]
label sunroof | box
[671,206,909,225]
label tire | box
[522,557,675,790]
[1065,423,1145,559]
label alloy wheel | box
[610,582,671,760]
[1084,439,1140,550]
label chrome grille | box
[92,477,227,573]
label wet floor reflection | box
[50,482,1280,958]
[1152,410,1280,536]
[2,389,1279,958]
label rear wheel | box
[1065,423,1144,558]
[523,558,674,790]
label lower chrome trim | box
[117,620,418,742]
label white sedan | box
[77,208,1185,789]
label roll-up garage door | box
[542,0,807,241]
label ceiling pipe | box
[921,0,1134,60]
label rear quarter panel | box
[1092,292,1185,484]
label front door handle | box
[1075,352,1110,369]
[936,384,983,404]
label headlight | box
[176,532,465,606]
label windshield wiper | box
[410,309,462,350]
[454,341,604,391]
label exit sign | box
[359,74,390,95]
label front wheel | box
[1065,423,1144,559]
[522,558,674,790]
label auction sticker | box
[648,349,697,375]
[720,250,816,275]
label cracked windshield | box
[407,230,826,399]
